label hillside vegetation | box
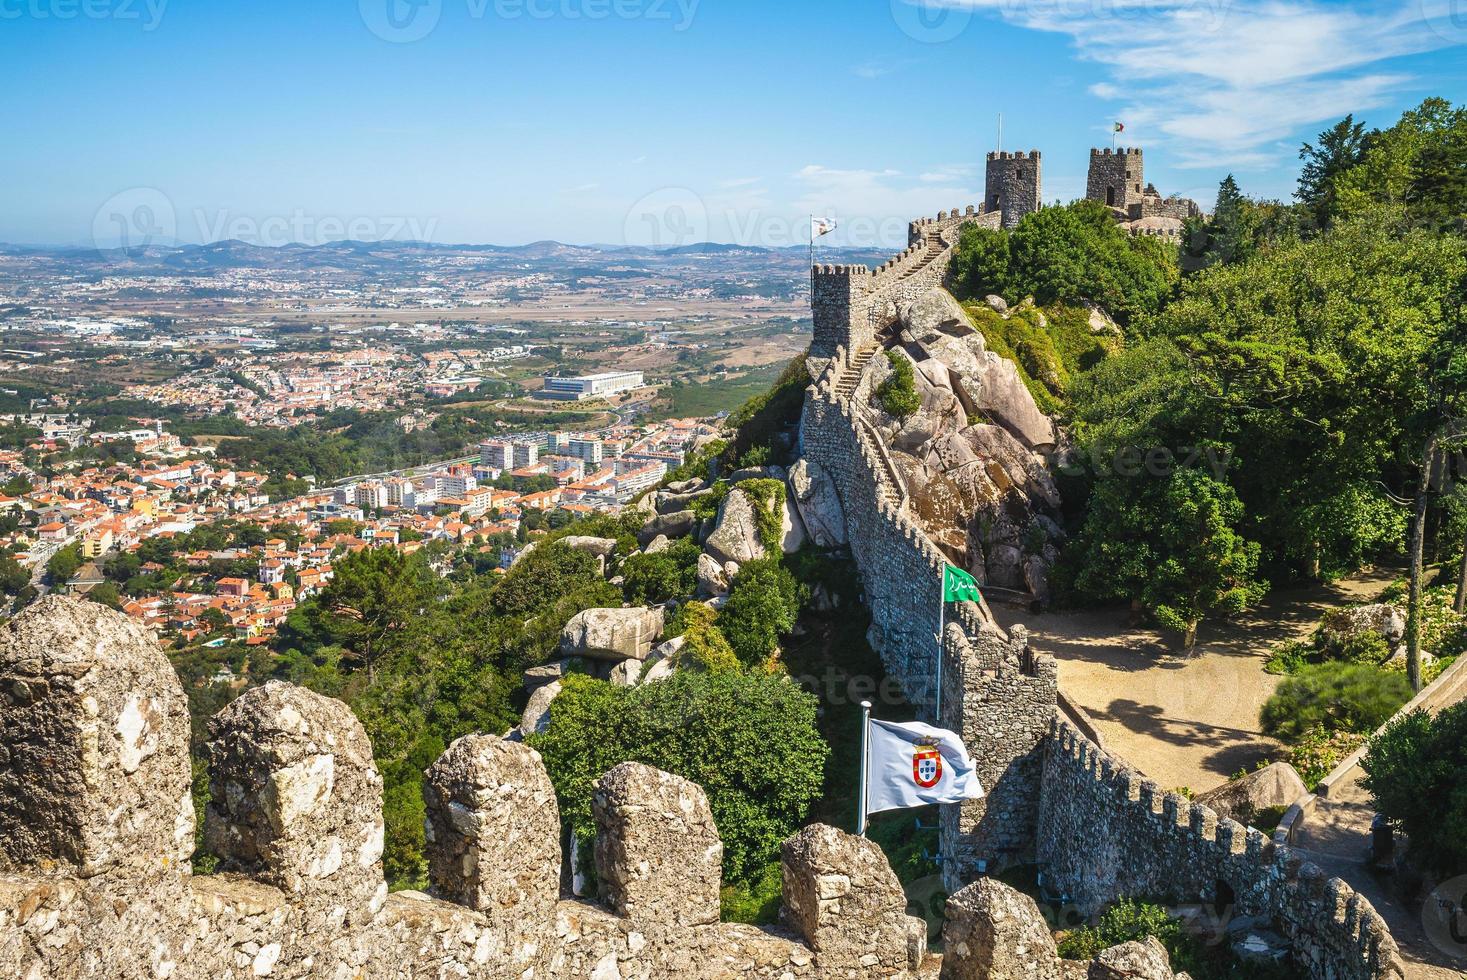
[949,99,1467,667]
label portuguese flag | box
[943,564,980,603]
[1114,121,1125,133]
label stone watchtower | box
[1086,147,1144,212]
[985,151,1041,229]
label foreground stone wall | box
[1037,718,1406,980]
[0,598,940,979]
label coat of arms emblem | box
[913,742,942,789]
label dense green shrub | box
[674,600,741,673]
[620,537,700,604]
[875,351,920,419]
[718,558,802,667]
[951,200,1179,324]
[1260,662,1411,741]
[1337,631,1391,665]
[529,671,828,882]
[1264,639,1312,675]
[1362,702,1467,878]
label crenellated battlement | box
[0,598,940,979]
[1038,717,1406,980]
[987,150,1041,160]
[1091,146,1142,156]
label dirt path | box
[992,567,1400,794]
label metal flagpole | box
[856,700,872,836]
[935,567,945,724]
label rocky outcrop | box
[697,552,731,596]
[519,679,561,734]
[1195,762,1307,829]
[637,509,695,545]
[1316,603,1406,650]
[1090,938,1175,980]
[940,878,1061,980]
[788,459,847,548]
[559,607,664,661]
[704,488,766,565]
[865,287,1062,593]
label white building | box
[538,371,645,401]
[479,440,539,470]
[566,438,604,465]
[351,482,389,511]
[435,473,478,496]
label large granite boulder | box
[704,488,767,565]
[1090,938,1175,980]
[941,877,1061,979]
[968,354,1055,451]
[1316,603,1407,650]
[697,551,731,596]
[519,679,561,735]
[898,287,974,343]
[637,509,695,545]
[559,606,664,661]
[788,459,847,548]
[1195,762,1307,828]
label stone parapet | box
[0,598,941,979]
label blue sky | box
[2,0,1463,248]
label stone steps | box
[834,345,878,398]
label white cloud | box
[902,0,1463,167]
[791,165,981,246]
[718,177,762,188]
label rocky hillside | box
[864,287,1065,600]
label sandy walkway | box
[993,567,1400,794]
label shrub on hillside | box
[1260,662,1411,741]
[718,558,802,667]
[621,537,701,604]
[875,351,920,419]
[1362,702,1467,878]
[528,670,828,883]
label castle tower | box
[1086,147,1144,215]
[984,150,1041,229]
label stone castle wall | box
[810,206,1000,360]
[1037,718,1405,980]
[0,598,940,979]
[798,215,1407,979]
[800,349,1057,889]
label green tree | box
[875,352,920,420]
[620,537,700,605]
[0,555,29,596]
[529,671,828,882]
[950,224,1011,299]
[1067,469,1264,649]
[717,558,802,666]
[1361,702,1467,878]
[1297,114,1372,228]
[46,543,82,585]
[314,546,437,680]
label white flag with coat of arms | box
[865,717,984,815]
[811,216,837,238]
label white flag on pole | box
[865,717,984,815]
[812,216,837,238]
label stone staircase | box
[835,344,879,399]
